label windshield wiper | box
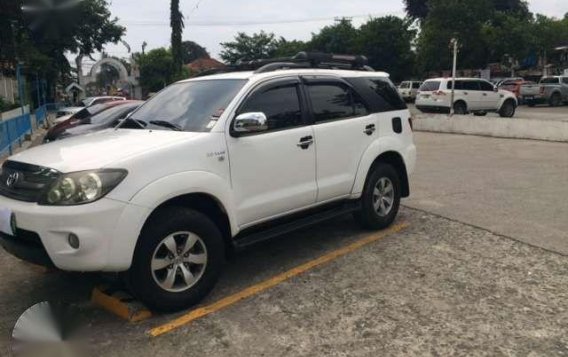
[149,120,182,131]
[115,117,147,130]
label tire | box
[473,112,487,116]
[126,207,225,312]
[354,163,401,230]
[453,101,467,115]
[499,99,516,118]
[549,93,562,107]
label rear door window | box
[463,81,481,91]
[307,83,368,122]
[419,81,441,92]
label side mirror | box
[234,112,268,133]
[494,86,499,92]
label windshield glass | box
[89,104,138,125]
[130,79,247,132]
[540,77,559,84]
[419,81,441,91]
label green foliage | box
[181,41,210,64]
[138,48,190,94]
[170,0,184,74]
[416,0,494,72]
[220,31,279,64]
[273,38,307,58]
[308,19,358,54]
[356,17,417,82]
[0,98,21,113]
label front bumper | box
[0,195,150,272]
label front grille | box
[0,161,60,202]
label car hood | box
[9,129,199,173]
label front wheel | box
[354,163,401,230]
[126,207,225,312]
[499,100,516,118]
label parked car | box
[81,96,126,107]
[494,77,524,87]
[46,101,139,142]
[397,81,423,102]
[520,76,568,107]
[45,101,143,142]
[54,107,83,124]
[415,78,518,117]
[0,53,416,312]
[498,79,534,99]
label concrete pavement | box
[406,132,568,255]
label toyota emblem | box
[6,172,20,188]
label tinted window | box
[452,80,464,90]
[308,83,368,122]
[540,77,559,84]
[412,82,422,89]
[399,82,410,89]
[131,79,247,132]
[479,81,495,91]
[463,81,480,91]
[239,84,303,131]
[367,79,406,111]
[563,78,568,84]
[419,81,441,91]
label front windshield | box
[130,79,247,132]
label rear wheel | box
[499,100,516,118]
[354,163,401,230]
[126,207,225,312]
[453,101,467,115]
[550,93,562,107]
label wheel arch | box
[352,142,412,199]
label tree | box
[416,0,493,72]
[138,48,189,94]
[181,41,209,64]
[170,0,184,74]
[404,0,530,22]
[220,31,279,63]
[273,38,306,58]
[356,17,417,82]
[308,18,358,54]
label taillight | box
[409,116,413,131]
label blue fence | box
[0,112,32,156]
[35,105,48,126]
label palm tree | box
[170,0,184,75]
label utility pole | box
[449,38,458,116]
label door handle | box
[482,93,488,96]
[297,136,314,149]
[364,124,376,136]
[463,92,468,95]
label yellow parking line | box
[149,222,409,337]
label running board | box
[232,201,361,251]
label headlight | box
[39,169,127,206]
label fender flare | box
[130,171,239,235]
[351,137,411,198]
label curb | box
[413,114,568,143]
[91,286,152,322]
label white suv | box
[416,78,517,117]
[0,54,416,311]
[398,81,423,102]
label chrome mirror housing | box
[234,112,268,133]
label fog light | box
[68,233,80,249]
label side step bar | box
[232,200,361,251]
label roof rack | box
[193,52,374,77]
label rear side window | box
[239,84,303,131]
[463,81,480,91]
[307,83,368,122]
[419,81,441,92]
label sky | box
[89,0,567,70]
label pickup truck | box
[520,76,568,107]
